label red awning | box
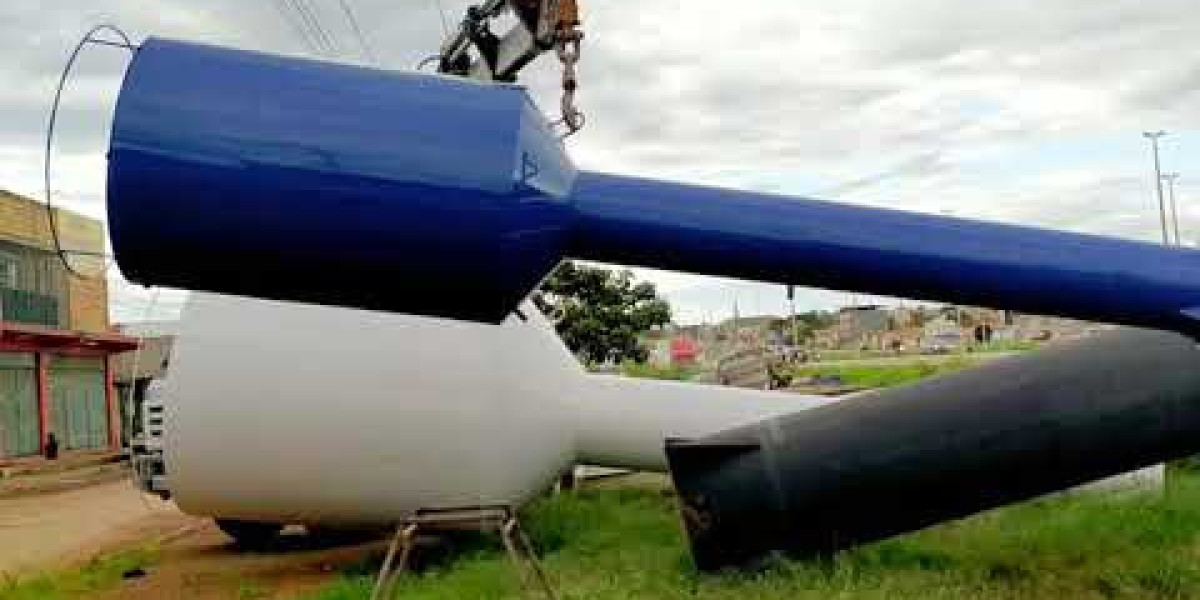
[0,321,139,355]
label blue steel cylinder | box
[108,38,575,322]
[107,39,1200,334]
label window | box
[0,252,17,289]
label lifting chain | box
[552,0,584,138]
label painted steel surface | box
[108,39,1200,334]
[570,173,1200,336]
[667,328,1200,569]
[165,292,824,524]
[574,375,827,471]
[108,38,574,323]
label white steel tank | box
[164,292,828,526]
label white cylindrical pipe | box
[574,375,831,471]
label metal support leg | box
[370,506,556,600]
[502,514,557,600]
[370,522,417,600]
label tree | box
[533,261,672,364]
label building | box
[669,335,700,366]
[874,327,924,353]
[814,305,893,350]
[0,190,136,460]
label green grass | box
[304,472,1200,600]
[811,349,897,361]
[791,358,975,389]
[0,545,159,600]
[973,340,1040,353]
[620,362,698,381]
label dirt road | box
[1,476,382,598]
[0,477,184,577]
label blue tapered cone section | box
[109,38,1200,333]
[108,38,575,322]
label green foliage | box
[620,362,697,381]
[306,472,1200,599]
[535,261,671,364]
[792,358,974,389]
[0,545,159,600]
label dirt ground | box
[1,475,384,599]
[0,477,184,577]
[94,525,383,600]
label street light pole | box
[1163,172,1181,246]
[787,284,799,349]
[1144,131,1170,245]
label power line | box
[309,0,342,54]
[279,0,330,56]
[288,0,337,56]
[272,0,322,55]
[301,0,338,55]
[336,0,378,65]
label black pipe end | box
[665,437,789,571]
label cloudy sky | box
[2,0,1197,323]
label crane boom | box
[437,0,584,135]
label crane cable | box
[431,0,451,36]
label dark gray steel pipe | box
[666,329,1200,570]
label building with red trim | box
[0,190,136,460]
[669,335,700,366]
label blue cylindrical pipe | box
[571,172,1200,335]
[107,38,1200,333]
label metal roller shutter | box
[49,357,107,451]
[0,353,39,457]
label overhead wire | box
[272,0,323,56]
[290,0,338,56]
[335,0,378,65]
[279,0,330,56]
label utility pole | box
[1163,172,1181,246]
[787,285,799,348]
[1144,131,1170,245]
